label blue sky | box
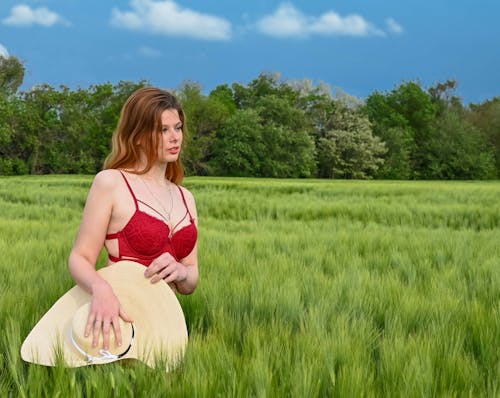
[1,0,499,104]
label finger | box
[146,253,174,277]
[85,312,96,337]
[145,259,164,277]
[144,263,156,278]
[102,319,111,350]
[162,269,177,284]
[92,318,102,347]
[111,316,122,347]
[166,263,186,283]
[119,307,134,323]
[152,265,174,284]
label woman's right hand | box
[84,280,133,350]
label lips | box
[167,146,180,154]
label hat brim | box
[21,261,188,369]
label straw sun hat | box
[21,261,188,369]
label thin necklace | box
[139,176,174,226]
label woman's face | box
[158,108,183,163]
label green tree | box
[364,81,438,179]
[232,72,299,110]
[0,56,28,174]
[0,94,30,174]
[21,84,73,173]
[209,84,237,115]
[374,126,413,179]
[213,74,316,177]
[84,80,147,171]
[428,79,463,116]
[317,104,386,179]
[468,98,500,175]
[208,109,262,176]
[255,95,315,177]
[364,92,413,179]
[0,56,25,95]
[425,109,496,179]
[177,82,235,175]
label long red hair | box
[103,87,186,184]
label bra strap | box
[177,186,193,221]
[118,170,138,210]
[108,253,121,263]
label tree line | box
[1,56,499,179]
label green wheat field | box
[0,175,499,397]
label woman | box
[68,87,198,352]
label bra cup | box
[171,224,198,259]
[123,212,170,256]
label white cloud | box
[0,43,8,57]
[386,18,403,34]
[111,0,231,41]
[256,3,384,38]
[138,46,162,57]
[2,4,68,27]
[256,3,308,38]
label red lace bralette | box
[105,171,197,266]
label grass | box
[0,175,499,397]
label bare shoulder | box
[178,185,197,216]
[178,185,196,204]
[92,169,123,191]
[80,170,124,218]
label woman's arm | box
[68,170,132,349]
[69,170,114,291]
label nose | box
[164,127,176,137]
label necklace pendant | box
[139,175,174,226]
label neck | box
[134,158,169,185]
[143,166,169,185]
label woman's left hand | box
[145,252,187,285]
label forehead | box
[161,108,181,125]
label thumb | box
[119,307,134,323]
